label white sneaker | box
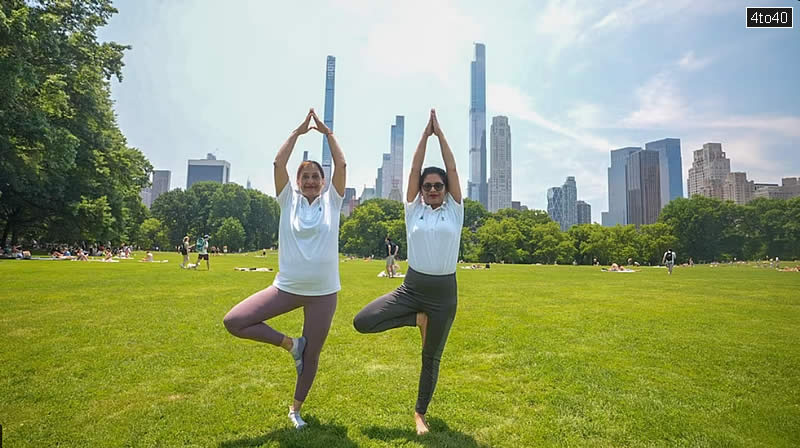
[288,408,307,429]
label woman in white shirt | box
[223,109,346,429]
[354,109,463,435]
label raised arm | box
[407,113,434,203]
[430,109,462,204]
[311,110,346,196]
[274,110,314,195]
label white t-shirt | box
[273,182,344,295]
[405,193,464,275]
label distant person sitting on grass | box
[103,249,113,262]
[76,249,89,261]
[141,251,154,262]
[223,108,346,430]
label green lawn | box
[1,252,799,447]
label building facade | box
[687,143,730,200]
[321,56,336,182]
[626,150,661,226]
[577,200,591,225]
[468,43,488,209]
[488,116,512,212]
[603,147,641,226]
[187,154,230,189]
[644,138,683,208]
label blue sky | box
[100,0,800,222]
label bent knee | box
[223,313,242,336]
[352,314,371,334]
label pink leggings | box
[223,286,337,402]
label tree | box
[151,189,197,245]
[244,189,279,250]
[0,0,150,246]
[463,198,488,230]
[215,217,246,251]
[137,218,169,250]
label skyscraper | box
[321,56,335,182]
[724,172,754,205]
[603,147,641,226]
[380,153,392,199]
[150,170,172,205]
[389,116,405,200]
[562,176,577,229]
[187,154,230,189]
[376,167,383,198]
[687,143,730,200]
[488,116,512,212]
[577,200,591,225]
[626,150,661,226]
[302,151,309,162]
[468,43,488,209]
[547,187,565,231]
[645,138,683,208]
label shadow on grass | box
[363,417,489,448]
[218,415,357,448]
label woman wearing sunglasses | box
[354,108,463,435]
[223,108,346,429]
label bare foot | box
[414,412,430,435]
[416,312,428,346]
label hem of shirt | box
[272,282,341,297]
[408,265,457,276]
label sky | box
[99,0,800,222]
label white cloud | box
[622,72,689,128]
[489,83,612,152]
[567,103,606,129]
[360,0,482,83]
[677,51,712,71]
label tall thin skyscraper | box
[626,150,661,226]
[645,138,683,208]
[547,187,565,231]
[468,43,488,209]
[389,116,405,200]
[302,151,309,162]
[562,176,577,229]
[488,116,512,212]
[321,56,335,182]
[380,153,392,199]
[603,147,641,226]
[376,167,383,198]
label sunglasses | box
[421,182,445,192]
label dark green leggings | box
[353,267,457,415]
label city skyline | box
[100,0,800,222]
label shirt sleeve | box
[327,185,345,211]
[277,182,293,209]
[448,193,465,227]
[405,195,422,228]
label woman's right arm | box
[406,112,434,203]
[274,109,314,195]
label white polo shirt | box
[273,182,344,295]
[405,193,464,275]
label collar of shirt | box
[296,190,322,207]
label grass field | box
[1,252,799,447]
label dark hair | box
[418,166,447,190]
[296,160,325,180]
